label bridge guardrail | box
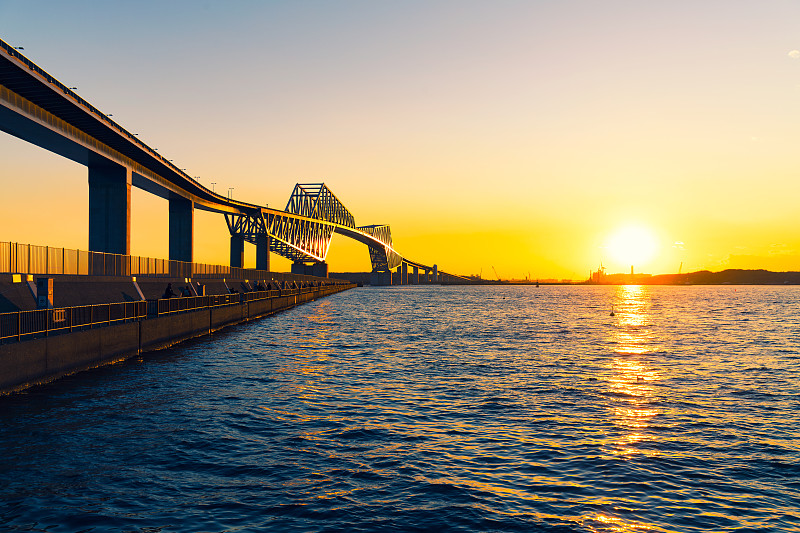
[0,301,147,343]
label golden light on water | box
[607,286,660,458]
[590,512,654,532]
[583,286,664,531]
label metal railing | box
[147,293,241,316]
[0,283,350,344]
[0,241,350,284]
[148,288,319,316]
[0,301,146,343]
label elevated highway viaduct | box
[0,38,469,284]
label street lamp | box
[228,188,234,199]
[211,182,216,193]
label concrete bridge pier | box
[230,234,245,268]
[311,262,328,278]
[392,266,407,285]
[412,265,419,284]
[168,196,193,262]
[255,234,270,272]
[433,264,438,283]
[88,163,131,255]
[370,271,391,286]
[291,261,328,278]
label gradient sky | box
[2,1,800,279]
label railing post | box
[17,311,21,342]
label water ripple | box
[1,285,800,531]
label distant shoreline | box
[584,268,800,286]
[517,268,800,285]
[334,269,800,286]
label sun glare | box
[606,225,658,270]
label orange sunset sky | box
[3,1,800,279]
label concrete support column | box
[370,271,391,286]
[168,196,193,263]
[312,262,328,278]
[256,233,270,272]
[401,262,408,285]
[230,234,244,268]
[412,266,419,284]
[289,261,326,277]
[89,163,131,254]
[433,264,438,283]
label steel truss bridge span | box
[0,38,458,280]
[224,183,404,272]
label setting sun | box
[606,225,658,271]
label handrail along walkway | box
[0,286,341,344]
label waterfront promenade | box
[0,241,354,395]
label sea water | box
[0,285,798,532]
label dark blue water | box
[1,285,799,532]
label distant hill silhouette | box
[648,269,800,285]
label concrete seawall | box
[0,283,354,395]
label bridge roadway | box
[0,38,465,284]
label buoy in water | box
[609,306,615,316]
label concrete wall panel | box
[99,322,140,362]
[248,299,272,318]
[0,337,48,390]
[211,305,244,330]
[45,328,102,375]
[141,310,210,352]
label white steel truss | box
[226,183,401,270]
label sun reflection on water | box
[586,512,655,532]
[607,286,660,457]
